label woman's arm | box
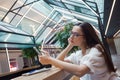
[56,37,74,61]
[39,55,90,77]
[56,44,73,61]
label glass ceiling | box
[0,0,104,48]
[0,21,35,48]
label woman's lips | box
[71,40,74,43]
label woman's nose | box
[70,34,74,38]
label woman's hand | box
[39,50,52,65]
[68,37,74,47]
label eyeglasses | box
[70,31,84,37]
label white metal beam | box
[105,0,116,35]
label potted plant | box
[22,46,41,66]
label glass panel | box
[44,0,66,8]
[13,4,31,15]
[44,0,97,18]
[42,11,62,28]
[0,25,10,32]
[6,34,33,44]
[0,22,29,35]
[36,27,52,44]
[25,0,35,4]
[0,32,8,41]
[0,22,35,48]
[49,11,62,22]
[0,7,7,20]
[0,32,34,46]
[12,0,24,9]
[0,0,15,9]
[0,43,34,48]
[18,17,40,35]
[35,10,62,44]
[32,0,53,16]
[43,20,56,28]
[10,15,22,26]
[26,9,45,23]
[3,12,16,23]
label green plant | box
[22,47,37,58]
[22,43,42,59]
[56,23,79,53]
[22,46,40,66]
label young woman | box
[39,22,120,80]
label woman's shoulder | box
[74,50,82,56]
[89,44,104,53]
[94,44,104,52]
[88,44,103,56]
[69,50,82,56]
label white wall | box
[114,38,120,55]
[0,50,24,74]
[114,32,120,55]
[0,52,10,73]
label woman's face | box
[69,26,85,47]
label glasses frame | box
[70,31,85,37]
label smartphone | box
[33,47,45,55]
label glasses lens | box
[70,31,84,37]
[70,31,80,37]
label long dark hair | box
[75,22,115,72]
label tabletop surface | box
[12,67,69,80]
